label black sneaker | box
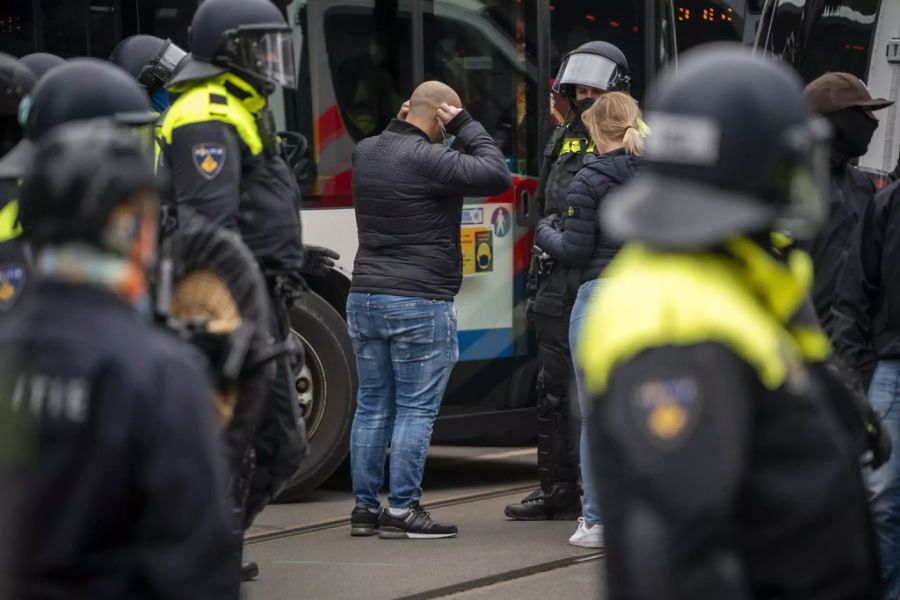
[351,505,381,537]
[378,503,458,539]
[504,487,581,521]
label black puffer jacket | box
[351,112,511,300]
[534,149,637,283]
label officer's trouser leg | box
[533,308,580,514]
[244,291,307,527]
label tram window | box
[322,6,413,142]
[0,0,34,57]
[549,1,644,101]
[674,0,744,53]
[423,0,538,175]
[759,0,882,83]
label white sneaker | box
[568,517,605,549]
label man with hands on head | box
[347,81,510,540]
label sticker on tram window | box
[461,228,493,276]
[462,207,484,225]
[491,207,511,238]
[463,57,493,71]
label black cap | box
[602,43,830,249]
[0,53,36,116]
[0,58,153,179]
[19,52,65,80]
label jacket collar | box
[386,119,431,142]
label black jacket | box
[534,149,636,283]
[833,178,900,384]
[536,119,593,217]
[0,282,236,599]
[350,112,510,300]
[593,342,879,600]
[803,166,874,335]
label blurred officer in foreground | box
[161,0,322,579]
[0,115,235,598]
[506,41,631,522]
[0,54,35,317]
[579,44,880,599]
[109,35,187,112]
[18,53,64,82]
[802,73,893,338]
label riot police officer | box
[0,54,35,316]
[0,94,236,598]
[160,0,321,579]
[579,45,880,599]
[506,41,630,521]
[109,35,187,112]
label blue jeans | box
[347,293,459,509]
[868,360,900,599]
[569,278,604,526]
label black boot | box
[504,486,581,521]
[241,561,260,581]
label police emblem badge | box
[0,263,26,312]
[192,144,226,179]
[632,378,701,450]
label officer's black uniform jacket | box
[160,73,304,279]
[579,241,879,600]
[350,111,510,300]
[534,149,636,284]
[536,119,594,218]
[833,178,900,386]
[803,165,874,335]
[0,281,235,599]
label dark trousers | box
[532,265,580,504]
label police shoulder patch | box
[630,377,702,451]
[192,144,226,180]
[0,263,26,312]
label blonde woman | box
[533,91,643,548]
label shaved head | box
[408,81,461,119]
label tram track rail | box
[395,552,604,599]
[245,482,538,546]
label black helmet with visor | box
[110,35,187,93]
[168,0,296,90]
[553,41,630,98]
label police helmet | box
[553,41,630,97]
[601,44,830,250]
[0,53,36,117]
[20,119,158,248]
[110,35,187,93]
[0,59,155,180]
[168,0,295,90]
[19,53,65,81]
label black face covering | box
[574,97,596,115]
[827,107,878,171]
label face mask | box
[150,87,170,113]
[828,107,878,169]
[440,124,456,148]
[574,97,596,114]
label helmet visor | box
[233,28,296,89]
[553,53,622,93]
[775,117,831,240]
[137,40,187,91]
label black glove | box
[302,245,340,277]
[863,401,893,470]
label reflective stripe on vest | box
[577,243,808,395]
[160,74,264,156]
[0,200,23,243]
[560,138,595,155]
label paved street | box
[243,446,606,599]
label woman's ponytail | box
[582,92,645,156]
